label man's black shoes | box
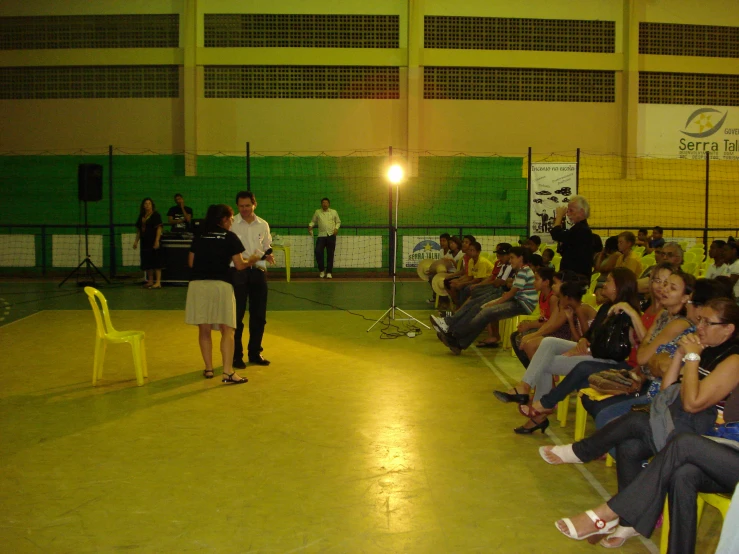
[232,359,247,369]
[249,355,271,366]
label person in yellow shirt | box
[597,231,642,303]
[448,241,494,306]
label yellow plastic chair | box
[583,292,598,308]
[679,241,689,251]
[681,261,697,276]
[660,493,732,554]
[588,272,600,294]
[552,255,562,271]
[576,389,615,466]
[641,254,656,268]
[634,245,645,257]
[84,286,148,387]
[683,251,696,264]
[508,306,541,356]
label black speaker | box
[78,163,103,202]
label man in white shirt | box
[308,197,341,279]
[705,240,729,279]
[724,241,739,300]
[231,191,274,367]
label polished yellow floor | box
[0,309,722,553]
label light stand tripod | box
[59,195,110,287]
[367,163,430,333]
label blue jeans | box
[453,299,530,350]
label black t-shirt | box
[167,205,194,232]
[551,219,594,278]
[189,230,244,282]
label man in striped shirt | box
[437,246,537,354]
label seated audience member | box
[637,244,665,293]
[442,235,474,289]
[430,244,514,337]
[427,235,463,304]
[436,247,536,354]
[542,248,555,268]
[512,274,597,366]
[597,232,642,303]
[554,432,739,550]
[636,227,649,248]
[492,268,640,421]
[522,235,541,254]
[705,240,728,279]
[526,267,694,427]
[644,225,666,254]
[449,241,494,306]
[507,267,555,354]
[584,276,733,431]
[529,253,543,271]
[593,236,619,298]
[723,241,739,299]
[544,298,739,550]
[638,242,684,294]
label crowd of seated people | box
[428,224,739,551]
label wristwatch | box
[682,353,701,363]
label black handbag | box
[589,312,632,362]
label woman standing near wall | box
[133,197,164,289]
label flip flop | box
[476,341,500,348]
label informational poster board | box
[529,163,577,243]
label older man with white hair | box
[550,195,594,278]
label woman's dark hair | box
[603,236,619,254]
[448,236,462,250]
[463,234,476,243]
[692,278,734,306]
[440,232,451,240]
[610,267,641,312]
[509,246,531,263]
[138,197,155,217]
[560,280,587,302]
[703,298,739,340]
[591,233,603,254]
[204,204,234,232]
[235,190,256,204]
[714,276,736,300]
[664,271,696,316]
[536,266,555,284]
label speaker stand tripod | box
[59,199,110,287]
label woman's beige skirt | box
[185,280,236,330]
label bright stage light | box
[387,164,404,184]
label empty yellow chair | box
[681,262,697,276]
[84,286,148,386]
[683,251,696,264]
[633,245,645,257]
[588,272,600,294]
[660,493,732,554]
[641,254,656,268]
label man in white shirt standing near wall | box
[308,197,341,279]
[231,191,274,368]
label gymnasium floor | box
[0,280,723,553]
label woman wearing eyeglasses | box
[543,298,739,549]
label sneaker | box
[326,273,332,279]
[319,271,325,278]
[426,297,436,304]
[429,314,448,333]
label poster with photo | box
[529,163,577,244]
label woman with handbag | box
[542,298,739,548]
[494,268,640,434]
[523,267,694,423]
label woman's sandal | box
[222,371,248,385]
[555,510,619,543]
[150,283,162,289]
[203,369,214,379]
[519,403,555,418]
[539,444,583,465]
[599,525,640,548]
[493,387,529,405]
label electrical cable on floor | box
[270,288,423,340]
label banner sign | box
[402,236,444,268]
[638,104,739,160]
[529,163,577,243]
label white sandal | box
[556,510,619,542]
[539,444,583,465]
[599,525,640,548]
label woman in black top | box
[133,197,164,288]
[185,204,260,384]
